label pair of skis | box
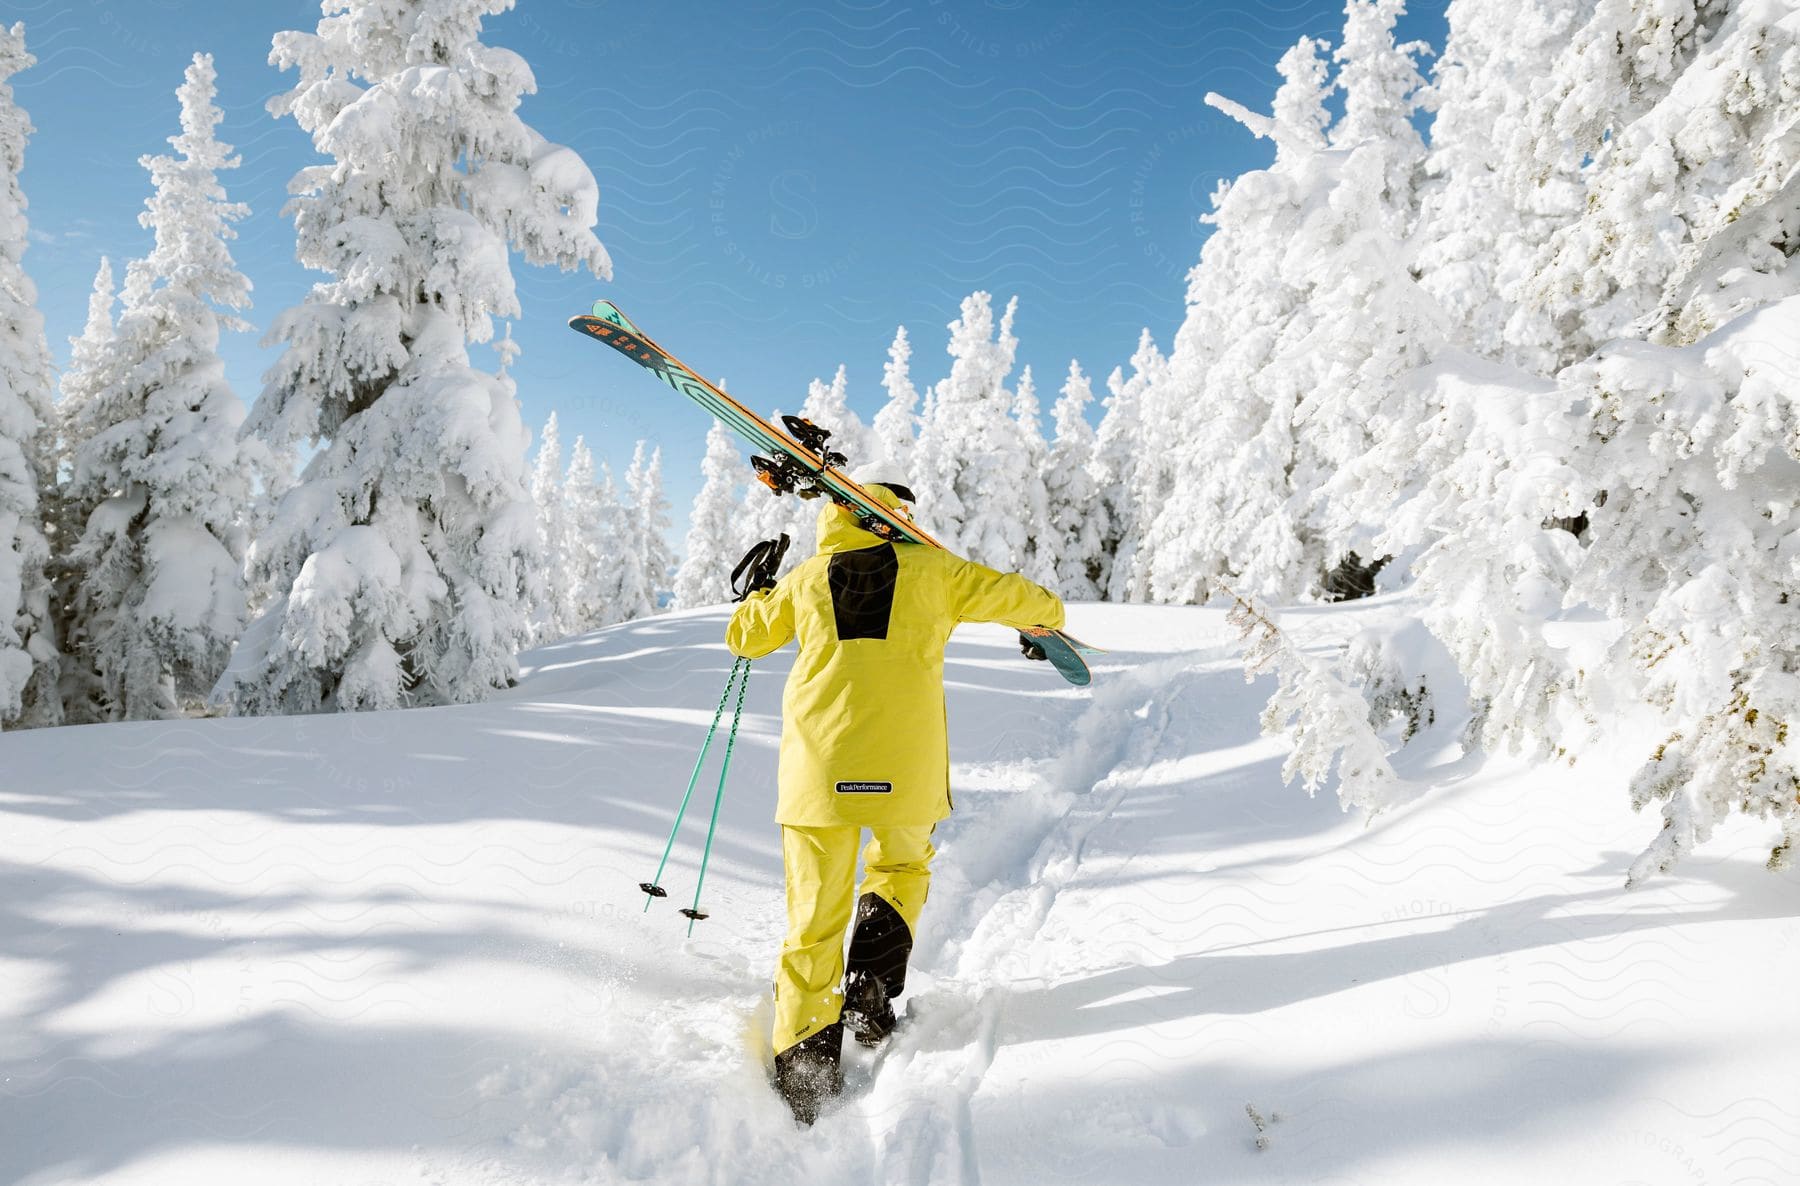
[568,300,1100,686]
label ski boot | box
[773,1021,843,1126]
[840,892,911,1047]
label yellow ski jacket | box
[726,489,1065,827]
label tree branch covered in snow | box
[1227,588,1416,817]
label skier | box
[726,475,1066,1125]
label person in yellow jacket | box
[726,476,1065,1125]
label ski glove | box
[731,534,791,601]
[1019,631,1048,661]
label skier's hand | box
[1019,632,1048,661]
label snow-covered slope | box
[3,603,1795,1185]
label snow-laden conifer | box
[563,437,623,633]
[1094,330,1166,602]
[913,292,1024,565]
[1045,361,1105,600]
[46,257,118,719]
[1009,365,1057,586]
[219,0,610,713]
[1141,37,1332,604]
[528,411,572,642]
[872,326,919,473]
[62,53,260,720]
[1412,0,1588,366]
[673,421,743,609]
[635,444,675,614]
[0,21,58,728]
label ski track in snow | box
[853,650,1218,1185]
[3,603,1797,1186]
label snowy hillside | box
[4,602,1796,1185]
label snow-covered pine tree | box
[60,53,261,721]
[46,257,118,720]
[1411,0,1590,367]
[673,421,743,609]
[528,411,572,643]
[1291,0,1442,579]
[913,292,1027,566]
[563,436,623,633]
[636,444,675,614]
[608,452,650,623]
[219,0,610,714]
[872,326,920,474]
[1045,361,1105,600]
[54,257,117,485]
[0,21,58,728]
[1009,365,1058,587]
[1093,329,1167,601]
[1141,36,1332,605]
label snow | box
[5,600,1795,1184]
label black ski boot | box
[773,1021,843,1126]
[841,892,912,1047]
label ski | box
[571,302,934,548]
[1020,625,1091,687]
[568,300,1098,685]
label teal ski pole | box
[640,656,750,909]
[680,653,753,936]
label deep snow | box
[3,601,1796,1185]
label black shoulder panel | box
[828,544,899,640]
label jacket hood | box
[815,484,910,554]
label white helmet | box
[850,462,916,505]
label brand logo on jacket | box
[835,781,892,794]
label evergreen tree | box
[1141,36,1335,603]
[528,411,572,642]
[47,257,117,719]
[62,54,261,720]
[913,292,1024,565]
[218,0,610,713]
[1093,330,1167,601]
[1293,1,1439,570]
[563,437,623,633]
[1412,0,1590,366]
[633,443,675,615]
[0,23,60,728]
[673,421,742,609]
[1009,365,1057,587]
[872,326,920,473]
[611,441,659,621]
[1045,361,1105,600]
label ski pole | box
[640,656,750,910]
[681,652,753,936]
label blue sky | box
[12,0,1449,530]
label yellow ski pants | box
[773,823,935,1055]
